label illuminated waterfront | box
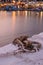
[0,11,43,46]
[0,2,43,11]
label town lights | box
[12,0,15,3]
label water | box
[0,11,43,46]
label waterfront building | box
[0,0,12,3]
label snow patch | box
[0,43,18,55]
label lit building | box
[0,0,12,2]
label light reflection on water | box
[0,11,43,46]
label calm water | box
[0,11,43,46]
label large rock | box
[23,40,41,52]
[13,36,41,53]
[13,35,28,45]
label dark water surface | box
[0,11,43,46]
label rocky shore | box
[0,32,43,65]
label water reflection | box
[0,11,43,46]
